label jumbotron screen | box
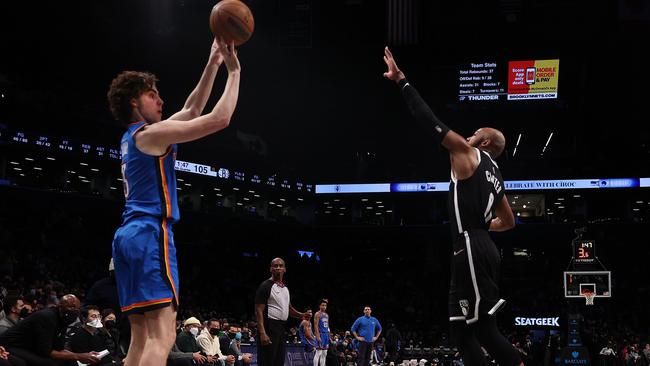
[458,59,560,101]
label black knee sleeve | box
[475,316,522,366]
[450,322,487,366]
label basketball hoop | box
[582,291,595,306]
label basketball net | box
[582,291,595,306]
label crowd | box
[0,187,649,366]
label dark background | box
[2,0,649,185]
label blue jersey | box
[317,312,330,349]
[120,121,179,224]
[318,312,330,334]
[299,320,317,351]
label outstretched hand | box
[215,37,241,73]
[383,46,405,83]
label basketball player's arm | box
[489,195,516,232]
[314,313,321,342]
[136,40,240,151]
[169,39,224,121]
[383,47,477,178]
[303,320,315,340]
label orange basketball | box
[209,0,255,46]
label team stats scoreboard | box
[458,59,560,101]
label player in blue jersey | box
[106,37,240,366]
[313,299,329,366]
[299,309,317,353]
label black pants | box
[257,319,287,366]
[167,358,192,366]
[357,342,372,366]
[385,345,399,364]
[4,348,74,366]
[450,317,521,366]
[0,354,26,366]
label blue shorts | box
[319,332,330,349]
[112,216,179,315]
[304,339,317,352]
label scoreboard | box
[573,240,596,263]
[459,59,560,102]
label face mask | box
[228,332,236,339]
[104,320,116,329]
[61,309,79,325]
[235,332,242,341]
[19,308,30,319]
[87,318,103,328]
[190,327,199,336]
[209,328,220,336]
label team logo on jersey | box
[459,300,470,316]
[121,141,129,157]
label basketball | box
[209,0,255,46]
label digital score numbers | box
[574,240,595,263]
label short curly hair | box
[107,71,158,125]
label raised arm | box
[383,46,477,178]
[169,39,224,121]
[136,38,241,152]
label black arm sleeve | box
[398,78,450,143]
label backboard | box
[563,271,611,298]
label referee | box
[255,258,304,366]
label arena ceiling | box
[1,0,648,184]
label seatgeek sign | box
[515,316,560,328]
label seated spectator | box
[0,296,27,335]
[176,317,203,354]
[68,305,121,365]
[100,309,123,360]
[225,325,252,366]
[196,318,234,366]
[0,294,100,366]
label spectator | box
[68,305,121,365]
[196,318,233,366]
[0,294,100,366]
[226,325,252,365]
[176,317,202,354]
[100,309,123,361]
[0,296,27,335]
